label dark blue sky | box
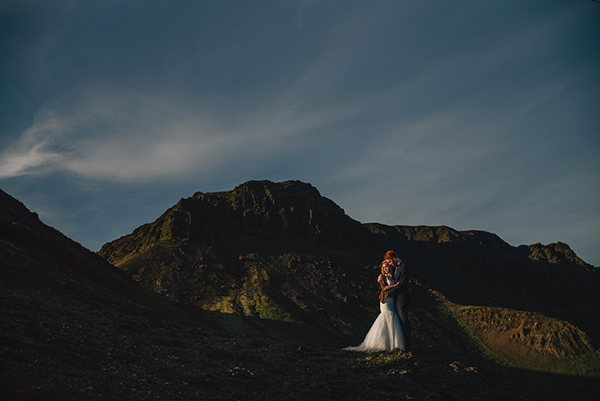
[1,1,599,265]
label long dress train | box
[343,279,405,352]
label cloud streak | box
[0,82,342,182]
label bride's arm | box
[381,274,398,291]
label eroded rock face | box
[525,241,591,269]
[99,180,377,266]
[460,307,595,369]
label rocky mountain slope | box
[98,180,381,345]
[98,180,599,372]
[365,223,600,346]
[2,182,600,400]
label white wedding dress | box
[343,277,405,352]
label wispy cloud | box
[0,82,341,182]
[0,109,69,177]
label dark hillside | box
[0,187,136,294]
[364,223,600,345]
[3,182,600,400]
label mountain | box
[100,179,376,256]
[99,180,382,345]
[3,182,600,400]
[98,180,599,371]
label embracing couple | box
[343,250,412,353]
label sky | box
[1,1,599,266]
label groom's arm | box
[388,262,408,297]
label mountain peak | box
[100,180,376,265]
[524,241,591,270]
[190,180,370,246]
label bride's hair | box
[381,260,393,274]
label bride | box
[343,260,405,352]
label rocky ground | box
[2,275,599,401]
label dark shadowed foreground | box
[1,268,583,401]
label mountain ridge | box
[365,222,600,345]
[3,183,600,400]
[100,180,377,264]
[98,180,600,354]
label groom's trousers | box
[397,304,412,352]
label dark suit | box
[387,260,411,352]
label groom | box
[379,250,412,352]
